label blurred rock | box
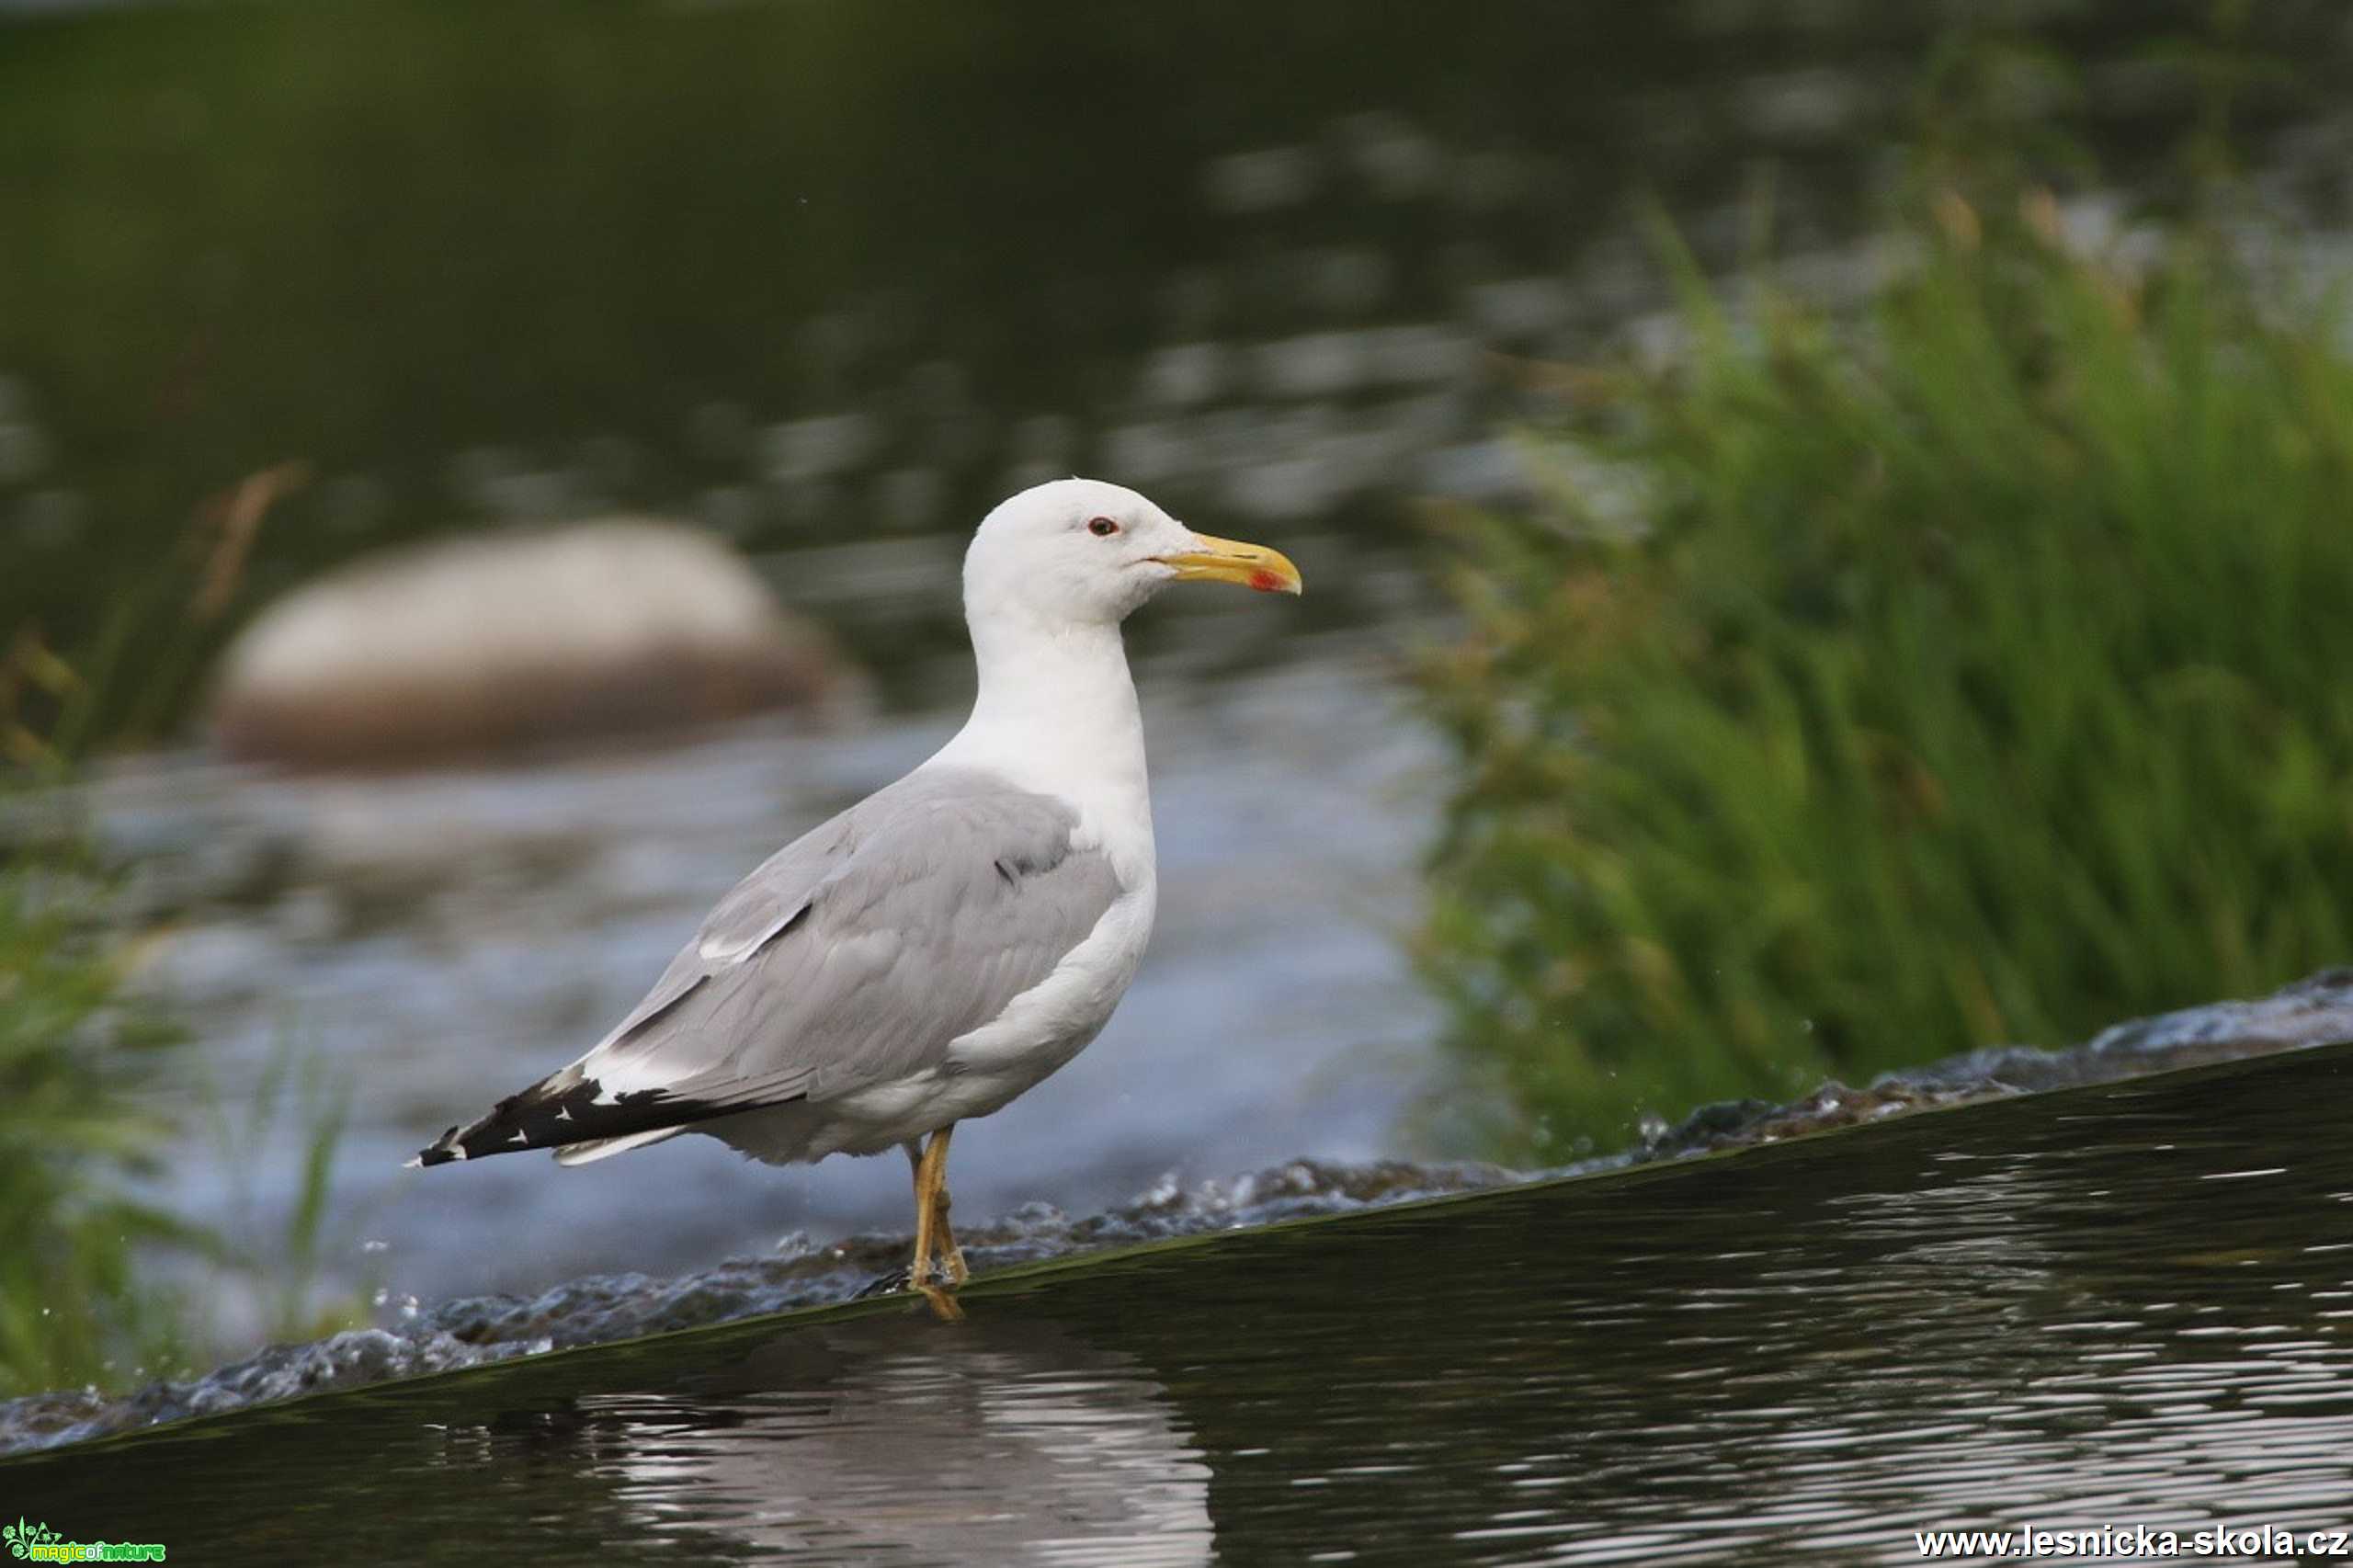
[210,520,851,768]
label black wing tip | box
[409,1075,756,1169]
[407,1123,466,1168]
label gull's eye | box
[1086,517,1120,538]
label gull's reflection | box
[575,1315,1213,1565]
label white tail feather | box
[552,1126,686,1166]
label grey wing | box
[412,767,1124,1165]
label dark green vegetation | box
[1423,166,2353,1156]
[0,812,188,1396]
[0,630,359,1399]
[9,1044,2353,1562]
[0,643,192,1395]
[0,847,361,1399]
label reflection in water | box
[574,1321,1211,1565]
[12,1044,2353,1564]
[1480,1149,2353,1561]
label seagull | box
[410,478,1302,1310]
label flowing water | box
[8,1040,2353,1565]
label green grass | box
[0,762,196,1394]
[1418,189,2353,1163]
[0,637,363,1399]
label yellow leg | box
[904,1126,965,1318]
[930,1136,969,1288]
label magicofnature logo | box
[3,1519,164,1562]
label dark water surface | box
[10,1041,2353,1565]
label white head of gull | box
[412,477,1302,1312]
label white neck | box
[926,608,1154,859]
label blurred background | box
[6,0,2353,1399]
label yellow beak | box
[1154,532,1303,596]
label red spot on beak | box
[1248,569,1285,593]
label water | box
[11,971,2344,1455]
[8,1040,2351,1563]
